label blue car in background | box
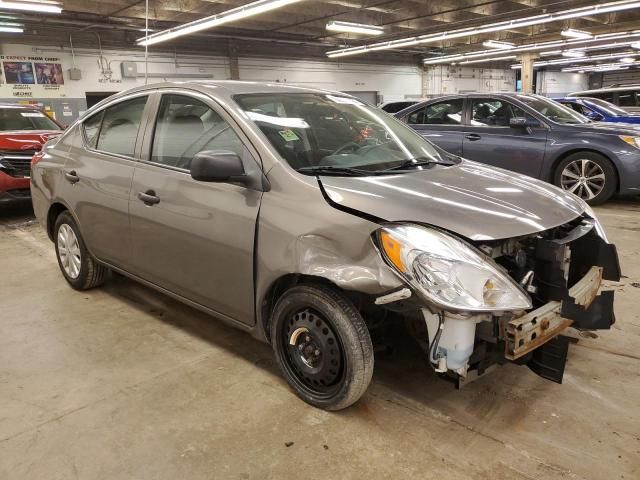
[554,97,640,125]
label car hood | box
[319,160,585,241]
[0,130,62,151]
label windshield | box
[0,108,61,131]
[581,97,629,117]
[516,95,589,125]
[234,93,448,175]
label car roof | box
[110,80,355,99]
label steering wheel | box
[331,141,361,156]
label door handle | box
[64,170,80,184]
[465,133,482,141]
[137,190,160,206]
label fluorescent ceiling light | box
[482,39,515,49]
[632,42,640,49]
[620,56,636,63]
[562,50,586,58]
[328,0,640,58]
[0,1,61,13]
[459,55,516,64]
[138,0,303,46]
[0,24,22,32]
[511,51,639,69]
[326,20,384,35]
[561,28,593,39]
[562,63,632,72]
[423,30,640,65]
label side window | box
[470,98,532,127]
[592,91,615,103]
[150,94,251,170]
[96,96,148,157]
[407,99,464,125]
[82,110,104,149]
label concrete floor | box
[1,199,639,480]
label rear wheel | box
[553,152,616,205]
[54,211,107,290]
[270,284,373,410]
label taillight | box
[32,151,45,166]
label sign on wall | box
[0,55,66,98]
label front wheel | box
[553,152,616,205]
[270,284,374,410]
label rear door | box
[402,98,465,155]
[462,97,548,178]
[62,93,150,267]
[128,91,262,325]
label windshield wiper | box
[381,157,456,172]
[297,165,376,176]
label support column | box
[519,53,536,93]
[228,41,239,80]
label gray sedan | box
[396,93,640,205]
[32,82,620,410]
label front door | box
[128,92,262,325]
[462,97,548,178]
[62,94,149,267]
[402,98,466,156]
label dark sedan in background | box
[555,97,640,125]
[396,93,640,205]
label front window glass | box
[617,90,639,107]
[0,108,61,131]
[470,98,534,126]
[516,95,588,124]
[234,93,448,175]
[582,97,628,116]
[151,94,252,170]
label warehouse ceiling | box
[2,0,640,68]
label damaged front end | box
[372,213,621,386]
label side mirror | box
[510,116,540,134]
[190,150,246,183]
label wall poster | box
[0,55,66,98]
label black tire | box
[270,284,374,411]
[553,151,616,206]
[53,211,107,290]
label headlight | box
[375,224,532,312]
[619,135,640,149]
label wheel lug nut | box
[314,349,320,356]
[305,335,310,342]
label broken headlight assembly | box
[375,224,532,312]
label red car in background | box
[0,104,63,202]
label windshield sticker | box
[278,129,300,142]
[20,112,45,118]
[325,94,364,106]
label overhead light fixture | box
[562,50,586,58]
[0,23,22,33]
[562,63,632,72]
[632,42,640,49]
[511,51,639,69]
[459,55,517,64]
[326,20,384,35]
[138,0,303,46]
[620,56,636,63]
[482,39,515,49]
[578,70,585,73]
[328,0,640,58]
[0,0,61,13]
[423,30,640,65]
[561,28,593,39]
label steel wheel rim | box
[281,308,344,398]
[57,224,81,279]
[560,159,605,200]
